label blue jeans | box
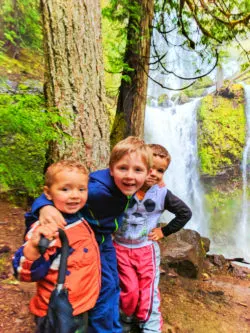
[88,236,122,333]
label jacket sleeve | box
[12,224,58,282]
[161,190,192,237]
[31,193,53,215]
[25,193,54,234]
[12,246,52,282]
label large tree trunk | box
[111,0,154,145]
[41,0,110,170]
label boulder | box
[207,254,227,268]
[201,236,210,253]
[160,229,206,278]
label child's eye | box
[61,188,69,191]
[158,169,164,173]
[119,166,127,171]
[79,188,86,192]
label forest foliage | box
[0,94,62,198]
[0,0,42,56]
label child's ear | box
[44,186,52,200]
[110,167,114,177]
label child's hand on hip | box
[148,228,164,241]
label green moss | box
[0,94,62,197]
[105,97,116,131]
[200,239,207,257]
[204,188,241,236]
[158,93,169,106]
[17,83,29,90]
[197,84,246,176]
[110,112,127,148]
[193,76,213,89]
[0,49,43,81]
[185,88,204,98]
[173,77,214,101]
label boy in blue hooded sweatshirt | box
[25,136,152,333]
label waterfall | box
[144,100,208,236]
[239,85,250,261]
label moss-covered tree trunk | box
[111,0,154,145]
[41,0,110,170]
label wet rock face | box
[0,78,43,94]
[201,237,210,253]
[160,229,206,279]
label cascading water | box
[144,99,208,237]
[239,85,250,262]
[145,16,247,257]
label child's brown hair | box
[109,136,152,171]
[45,160,88,187]
[148,144,171,169]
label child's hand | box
[148,228,164,241]
[40,206,66,228]
[30,223,59,247]
[24,223,58,261]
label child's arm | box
[23,223,58,261]
[25,193,66,231]
[148,227,164,241]
[159,189,192,237]
[13,223,59,282]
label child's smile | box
[110,152,149,196]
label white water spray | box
[239,85,250,261]
[144,100,208,236]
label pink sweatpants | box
[114,242,157,322]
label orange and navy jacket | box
[12,214,101,317]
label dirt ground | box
[0,200,250,333]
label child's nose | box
[150,169,157,176]
[126,169,134,178]
[70,189,79,197]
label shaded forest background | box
[0,0,249,203]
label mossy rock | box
[177,92,190,105]
[197,84,246,176]
[193,76,213,89]
[158,93,169,107]
[172,77,214,104]
[185,77,214,98]
[185,88,205,98]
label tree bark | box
[41,0,110,170]
[111,0,154,145]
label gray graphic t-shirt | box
[114,184,168,248]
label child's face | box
[44,169,88,214]
[110,152,149,196]
[144,155,168,189]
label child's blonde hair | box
[148,144,171,168]
[109,136,152,170]
[45,160,88,187]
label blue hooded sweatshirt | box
[25,169,132,243]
